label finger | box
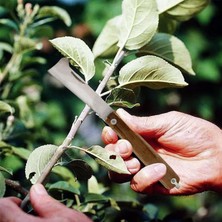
[102,126,118,144]
[125,157,141,174]
[6,196,22,205]
[108,157,141,183]
[0,197,32,221]
[30,184,66,218]
[105,139,133,159]
[30,184,91,222]
[130,163,167,193]
[116,109,173,138]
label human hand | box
[0,184,92,222]
[102,109,222,195]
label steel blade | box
[48,58,113,120]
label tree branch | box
[5,179,28,197]
[21,48,126,209]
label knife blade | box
[48,58,180,189]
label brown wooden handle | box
[105,111,180,189]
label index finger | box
[102,126,118,144]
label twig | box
[5,179,28,196]
[20,48,126,209]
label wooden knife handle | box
[106,111,180,189]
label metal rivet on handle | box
[110,118,117,125]
[171,178,180,189]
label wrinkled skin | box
[102,109,222,195]
[0,184,92,222]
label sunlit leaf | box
[166,0,210,21]
[92,16,120,58]
[88,176,108,195]
[25,144,58,184]
[106,88,140,108]
[50,37,95,81]
[118,55,188,89]
[118,0,158,50]
[48,181,80,195]
[0,172,5,197]
[138,33,195,75]
[37,6,72,26]
[83,145,130,175]
[0,101,14,115]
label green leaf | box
[14,36,42,54]
[118,55,188,89]
[138,33,195,75]
[52,165,80,188]
[0,18,18,30]
[166,0,210,21]
[118,0,159,50]
[106,88,140,108]
[48,181,80,195]
[83,145,130,175]
[50,37,95,81]
[0,42,13,54]
[0,172,6,197]
[16,96,34,128]
[84,193,109,203]
[0,166,13,175]
[12,147,31,160]
[25,144,58,184]
[0,0,17,11]
[156,0,184,13]
[0,101,14,115]
[37,6,71,27]
[88,176,108,195]
[92,16,120,58]
[0,141,12,150]
[158,14,178,34]
[64,159,93,180]
[21,57,47,68]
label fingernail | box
[33,184,47,195]
[154,163,167,176]
[104,126,116,143]
[117,108,127,117]
[116,140,130,154]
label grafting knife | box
[48,58,180,189]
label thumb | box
[116,109,172,138]
[130,163,167,193]
[30,183,64,218]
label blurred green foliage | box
[0,0,222,221]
